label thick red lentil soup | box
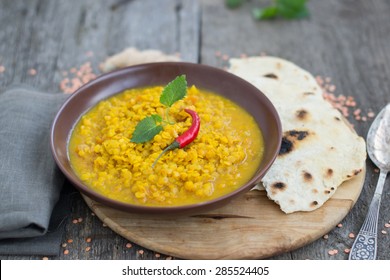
[68,85,264,206]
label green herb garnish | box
[130,75,187,143]
[225,0,309,20]
[253,0,309,20]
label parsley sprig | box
[130,75,187,143]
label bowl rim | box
[51,61,282,215]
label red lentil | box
[63,249,69,255]
[344,248,350,254]
[328,249,338,256]
[348,233,355,239]
[85,246,91,252]
[337,223,343,228]
[155,253,161,258]
[28,68,37,76]
[61,243,67,248]
[72,219,78,224]
[323,234,329,240]
[166,256,173,260]
[138,250,144,255]
[59,62,97,94]
[384,223,390,228]
[67,239,73,243]
[86,237,92,243]
[381,230,387,235]
[0,65,5,73]
[78,217,83,223]
[42,257,49,260]
[125,243,132,249]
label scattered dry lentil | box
[72,219,78,224]
[28,68,37,76]
[166,256,173,260]
[328,249,338,256]
[138,250,144,255]
[125,243,132,249]
[323,234,329,240]
[63,249,69,255]
[348,232,355,239]
[155,253,160,258]
[385,223,390,228]
[344,248,350,254]
[381,230,387,235]
[42,257,49,260]
[319,75,375,122]
[0,65,5,73]
[59,62,97,94]
[61,243,67,248]
[337,223,343,228]
[86,237,92,243]
[102,223,107,227]
[78,217,83,223]
[85,246,91,252]
[67,239,73,243]
[85,50,94,57]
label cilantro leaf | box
[130,115,163,143]
[160,75,187,107]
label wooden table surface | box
[1,0,389,260]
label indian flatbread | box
[229,56,323,97]
[229,57,366,213]
[100,47,180,73]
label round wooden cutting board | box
[82,167,365,260]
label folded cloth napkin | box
[0,85,71,255]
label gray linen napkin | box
[0,85,70,255]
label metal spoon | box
[349,103,390,260]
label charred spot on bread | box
[334,116,341,121]
[311,201,319,207]
[303,92,315,95]
[326,168,333,177]
[288,130,309,140]
[303,171,313,182]
[296,109,309,120]
[263,73,278,79]
[279,137,294,155]
[272,182,286,190]
[279,130,310,155]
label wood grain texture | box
[1,0,390,260]
[82,168,365,260]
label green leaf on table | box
[160,75,187,107]
[253,6,278,20]
[253,0,309,20]
[225,0,244,9]
[130,115,163,143]
[277,0,309,19]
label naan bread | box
[229,57,366,213]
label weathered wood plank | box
[0,0,200,260]
[200,0,390,260]
[1,0,389,260]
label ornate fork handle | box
[349,171,387,260]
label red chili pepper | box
[152,108,200,167]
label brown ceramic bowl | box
[51,62,281,215]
